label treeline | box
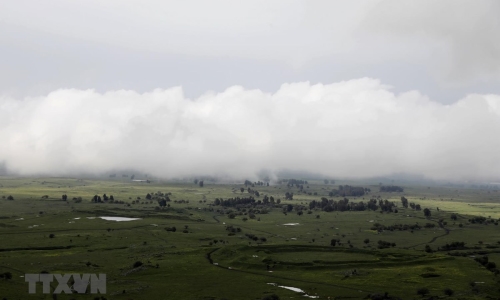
[308,197,396,212]
[380,185,404,192]
[279,179,308,185]
[328,185,370,197]
[213,196,280,207]
[244,180,269,187]
[371,222,435,232]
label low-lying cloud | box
[1,78,499,181]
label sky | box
[0,0,499,181]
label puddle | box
[267,283,319,298]
[15,218,24,221]
[99,216,141,222]
[282,223,300,226]
[74,217,80,220]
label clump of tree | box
[416,287,429,296]
[474,255,498,274]
[371,222,422,232]
[309,197,396,213]
[245,233,266,242]
[377,240,396,249]
[440,241,466,251]
[380,186,404,192]
[469,216,495,225]
[0,272,13,280]
[165,226,176,232]
[6,195,14,200]
[225,225,241,236]
[337,185,366,196]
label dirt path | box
[405,218,450,249]
[205,247,374,295]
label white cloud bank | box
[1,78,500,181]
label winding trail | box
[205,247,374,295]
[405,218,450,249]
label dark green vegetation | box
[0,176,500,299]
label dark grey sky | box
[1,0,500,181]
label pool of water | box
[99,216,141,222]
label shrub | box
[133,261,143,268]
[444,288,454,296]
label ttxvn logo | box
[25,273,106,294]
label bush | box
[444,288,454,296]
[261,294,280,300]
[416,287,429,296]
[133,261,143,268]
[49,234,55,238]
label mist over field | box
[1,78,499,181]
[1,0,500,182]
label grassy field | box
[0,176,499,299]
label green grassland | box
[0,176,499,299]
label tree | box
[400,196,409,208]
[199,180,204,187]
[240,187,244,193]
[62,194,68,201]
[7,195,13,200]
[330,239,338,247]
[194,179,198,184]
[364,238,370,244]
[423,208,431,217]
[451,213,457,220]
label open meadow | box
[0,176,500,300]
